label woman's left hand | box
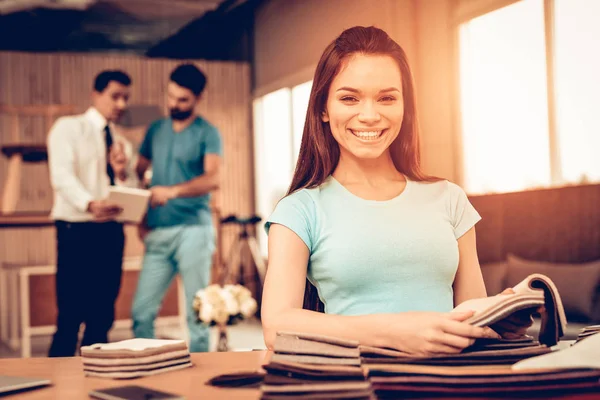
[489,288,538,339]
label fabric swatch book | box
[81,338,192,379]
[453,273,567,346]
[107,186,151,223]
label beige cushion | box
[480,262,508,296]
[506,254,600,321]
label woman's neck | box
[333,150,403,187]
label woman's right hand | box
[379,310,500,357]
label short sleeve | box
[447,182,481,239]
[204,126,223,156]
[139,122,158,160]
[264,190,316,252]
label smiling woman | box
[259,26,513,357]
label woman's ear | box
[321,110,329,122]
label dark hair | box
[170,64,207,96]
[287,26,440,312]
[93,70,131,92]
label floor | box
[0,318,266,358]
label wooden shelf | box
[1,144,47,162]
[0,212,53,228]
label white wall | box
[254,0,416,96]
[413,0,458,181]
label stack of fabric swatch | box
[81,338,192,379]
[576,325,600,343]
[260,332,372,399]
[366,333,600,398]
[366,362,600,398]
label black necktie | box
[104,125,116,186]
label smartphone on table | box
[89,385,185,400]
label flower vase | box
[216,323,229,352]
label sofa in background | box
[469,183,600,340]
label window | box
[253,81,313,255]
[291,81,313,165]
[554,0,600,183]
[459,0,600,194]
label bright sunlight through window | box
[253,81,313,256]
[554,0,600,183]
[459,0,550,194]
[291,81,313,166]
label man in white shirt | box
[46,70,136,357]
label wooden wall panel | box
[0,51,253,334]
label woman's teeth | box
[350,130,383,140]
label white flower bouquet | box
[192,284,258,326]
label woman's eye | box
[340,96,358,103]
[379,96,396,102]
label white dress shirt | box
[48,107,138,222]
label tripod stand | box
[220,214,266,288]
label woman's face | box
[323,54,404,162]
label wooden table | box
[1,351,599,399]
[0,351,269,399]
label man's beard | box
[170,108,194,121]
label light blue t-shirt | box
[139,117,222,228]
[265,177,481,316]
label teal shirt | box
[139,117,222,228]
[265,177,481,316]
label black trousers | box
[48,220,125,357]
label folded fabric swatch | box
[263,360,365,380]
[82,349,190,366]
[261,381,371,394]
[576,325,600,343]
[361,345,551,366]
[512,331,600,370]
[81,338,192,379]
[83,355,191,372]
[270,353,360,366]
[274,332,360,358]
[366,363,600,397]
[261,389,372,400]
[463,336,541,352]
[269,332,361,367]
[373,379,600,398]
[81,338,188,359]
[276,332,360,348]
[260,357,370,398]
[83,361,192,379]
[358,338,542,358]
[453,273,567,346]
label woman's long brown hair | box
[285,26,439,312]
